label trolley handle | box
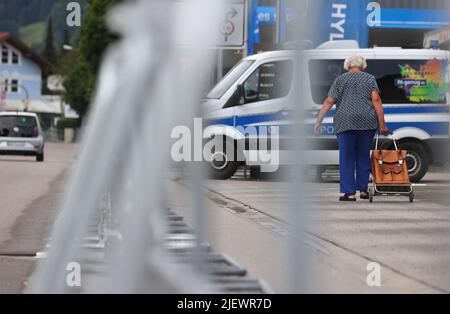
[375,134,398,151]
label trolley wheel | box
[409,191,415,203]
[369,188,374,203]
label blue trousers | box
[337,130,377,194]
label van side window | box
[309,60,346,105]
[370,59,447,104]
[243,60,293,104]
[309,59,448,105]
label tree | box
[62,0,121,117]
[63,28,71,46]
[79,0,121,75]
[59,28,71,58]
[42,17,57,64]
[62,52,91,117]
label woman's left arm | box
[371,91,392,135]
[314,96,335,136]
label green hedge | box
[56,118,80,129]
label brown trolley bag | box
[371,137,410,185]
[369,135,414,203]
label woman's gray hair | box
[344,54,367,70]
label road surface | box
[1,144,448,294]
[0,143,77,293]
[169,169,450,293]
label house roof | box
[0,32,54,73]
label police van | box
[202,40,450,181]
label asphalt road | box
[1,143,447,293]
[171,169,450,293]
[0,143,77,293]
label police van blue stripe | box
[206,106,450,137]
[314,105,450,118]
[317,121,449,137]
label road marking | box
[413,183,450,187]
[207,187,330,256]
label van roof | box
[246,50,296,61]
[246,48,450,61]
[0,111,38,118]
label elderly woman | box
[315,54,392,201]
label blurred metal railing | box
[29,0,311,294]
[29,0,228,294]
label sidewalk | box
[167,175,446,293]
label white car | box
[0,112,45,162]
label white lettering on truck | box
[330,3,347,40]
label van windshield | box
[0,116,38,138]
[206,60,255,99]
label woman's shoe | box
[360,191,369,200]
[339,194,356,202]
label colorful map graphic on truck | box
[395,58,448,103]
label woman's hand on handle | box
[379,124,393,136]
[314,122,322,136]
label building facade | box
[205,1,450,91]
[0,32,57,114]
[246,0,450,52]
[424,25,450,50]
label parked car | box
[0,112,44,162]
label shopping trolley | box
[369,135,414,203]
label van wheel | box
[208,151,238,180]
[398,142,428,182]
[36,152,44,162]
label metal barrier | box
[29,0,311,294]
